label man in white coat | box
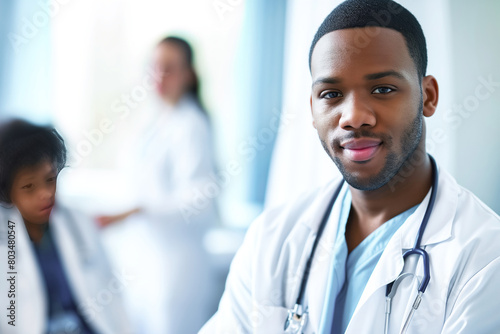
[201,0,500,333]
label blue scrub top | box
[324,185,417,334]
[32,225,96,334]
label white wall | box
[51,0,245,170]
[0,0,52,123]
[449,0,500,213]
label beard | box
[321,99,424,191]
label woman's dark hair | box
[158,36,207,115]
[0,119,67,204]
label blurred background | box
[1,0,499,332]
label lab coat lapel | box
[300,179,347,332]
[346,164,459,333]
[5,208,47,334]
[400,167,457,249]
[345,230,405,333]
[50,206,110,334]
[50,206,88,302]
[351,203,427,318]
[344,199,429,334]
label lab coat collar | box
[299,163,459,332]
[154,93,197,113]
[301,163,458,247]
[347,164,459,333]
[298,178,346,330]
[398,165,458,248]
[300,177,345,232]
[1,205,48,333]
[50,206,110,334]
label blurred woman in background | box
[97,36,218,334]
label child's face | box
[10,161,57,225]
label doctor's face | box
[310,27,426,191]
[153,42,193,103]
[10,161,57,225]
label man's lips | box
[340,139,382,162]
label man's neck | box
[346,151,433,252]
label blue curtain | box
[0,1,15,115]
[236,0,288,207]
[0,0,52,123]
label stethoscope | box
[284,155,438,334]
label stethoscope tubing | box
[289,154,438,333]
[294,181,344,307]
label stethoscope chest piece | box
[284,304,308,334]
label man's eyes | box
[321,91,343,99]
[372,86,395,94]
[320,86,395,99]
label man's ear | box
[310,95,316,128]
[422,75,439,117]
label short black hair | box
[309,0,427,78]
[0,119,67,204]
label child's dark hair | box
[0,119,67,204]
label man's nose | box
[338,94,376,130]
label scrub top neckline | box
[319,183,419,334]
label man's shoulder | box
[436,166,498,223]
[441,169,500,265]
[435,170,500,306]
[453,185,500,261]
[452,174,500,227]
[250,177,342,238]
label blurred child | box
[0,119,133,334]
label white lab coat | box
[0,203,132,334]
[201,165,500,333]
[125,94,218,231]
[106,94,219,334]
